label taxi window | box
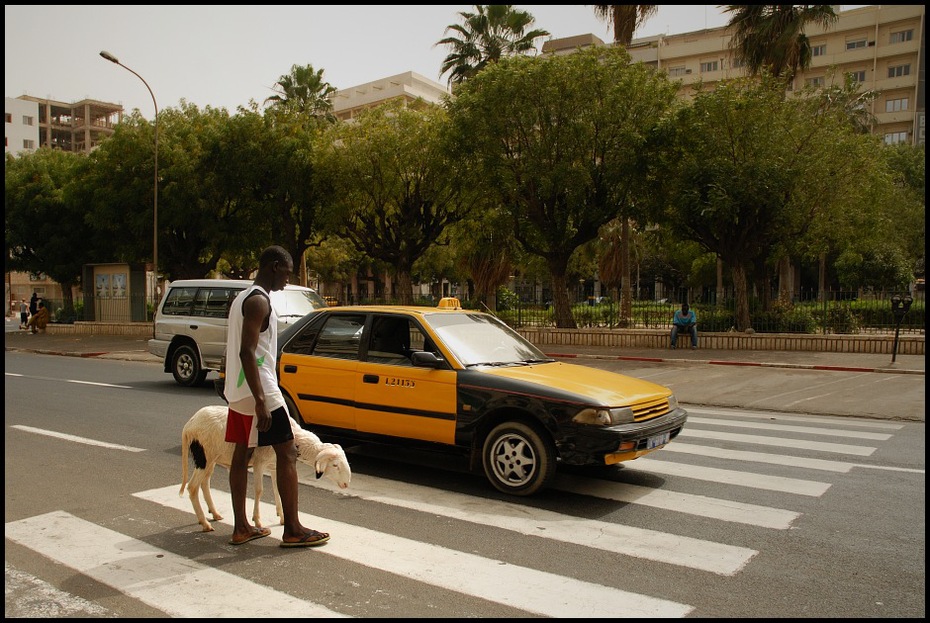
[310,314,365,360]
[366,316,435,366]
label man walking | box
[223,245,330,547]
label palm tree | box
[437,5,549,87]
[591,5,658,326]
[724,5,838,81]
[264,63,337,121]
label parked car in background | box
[149,279,327,386]
[275,298,688,495]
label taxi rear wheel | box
[482,421,556,496]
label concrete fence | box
[46,321,924,356]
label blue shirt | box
[673,309,696,327]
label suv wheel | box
[482,421,556,496]
[171,344,207,387]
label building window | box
[811,44,826,57]
[805,76,825,88]
[731,57,745,69]
[885,98,909,113]
[23,139,35,149]
[846,38,867,50]
[700,60,718,73]
[5,113,11,123]
[889,30,913,44]
[847,70,866,83]
[888,64,910,78]
[668,66,688,77]
[883,131,908,145]
[22,115,34,126]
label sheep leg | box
[251,465,265,528]
[186,467,215,532]
[200,462,223,522]
[271,469,284,525]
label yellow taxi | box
[277,298,687,495]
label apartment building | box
[6,95,122,155]
[543,5,925,146]
[4,96,40,155]
[331,71,450,121]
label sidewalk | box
[4,318,924,375]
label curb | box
[544,352,924,375]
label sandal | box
[279,529,330,548]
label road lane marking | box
[5,511,346,618]
[3,372,132,389]
[679,429,875,455]
[11,425,146,452]
[136,486,694,617]
[4,561,113,618]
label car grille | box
[632,397,671,422]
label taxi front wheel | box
[482,421,556,496]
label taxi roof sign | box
[437,297,461,309]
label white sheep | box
[180,405,351,532]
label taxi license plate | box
[646,432,670,449]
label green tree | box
[653,75,888,330]
[446,46,678,328]
[591,5,659,324]
[320,102,478,305]
[437,4,549,87]
[5,148,96,317]
[264,63,337,121]
[724,5,837,81]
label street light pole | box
[99,50,159,301]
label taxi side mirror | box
[411,351,443,368]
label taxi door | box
[354,315,457,444]
[279,312,365,430]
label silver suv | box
[149,279,327,386]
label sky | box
[5,6,863,119]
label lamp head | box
[99,50,119,64]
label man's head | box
[682,303,690,313]
[257,245,293,292]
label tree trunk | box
[731,263,751,331]
[549,269,577,329]
[620,217,632,327]
[394,270,414,306]
[716,256,725,304]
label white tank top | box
[224,284,284,412]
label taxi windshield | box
[425,312,549,366]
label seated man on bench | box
[670,302,697,349]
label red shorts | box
[225,406,293,448]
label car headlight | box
[667,394,678,411]
[573,407,635,426]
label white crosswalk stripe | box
[7,408,902,617]
[133,486,695,617]
[5,511,347,618]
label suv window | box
[162,286,243,318]
[193,287,242,318]
[161,287,199,315]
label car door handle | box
[283,365,297,374]
[189,325,198,330]
[363,374,379,384]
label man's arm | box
[239,293,272,432]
